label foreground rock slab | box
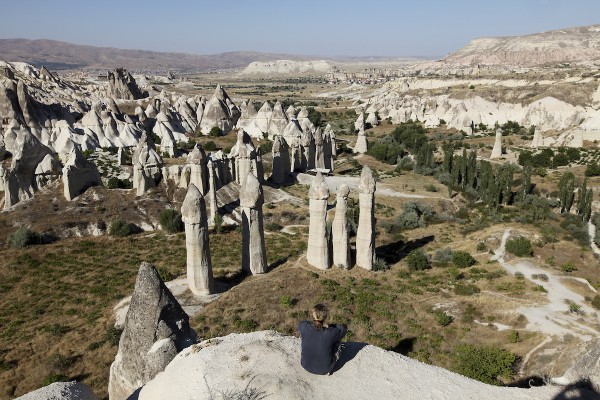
[137,330,565,400]
[108,262,196,400]
[16,381,97,400]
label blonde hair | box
[312,303,328,330]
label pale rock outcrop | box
[34,153,61,188]
[181,184,214,295]
[593,83,600,108]
[271,135,291,184]
[297,107,315,133]
[199,85,237,135]
[323,124,335,170]
[108,262,197,400]
[229,129,260,186]
[186,144,208,194]
[267,101,289,139]
[107,68,148,100]
[490,129,503,159]
[240,173,267,275]
[137,330,563,400]
[366,112,378,126]
[307,172,330,270]
[285,104,296,119]
[207,160,218,225]
[356,166,376,270]
[300,129,315,171]
[531,127,544,148]
[3,129,52,209]
[15,381,97,400]
[314,127,325,169]
[132,133,163,196]
[62,146,102,201]
[254,101,272,133]
[558,337,600,391]
[354,112,365,132]
[354,128,368,154]
[332,184,351,269]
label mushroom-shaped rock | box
[307,172,330,270]
[181,184,214,295]
[108,262,197,400]
[186,144,208,194]
[240,173,267,275]
[353,129,368,154]
[356,166,376,270]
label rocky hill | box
[444,25,600,66]
[240,59,334,76]
[0,39,316,72]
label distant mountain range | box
[444,24,600,66]
[0,39,323,72]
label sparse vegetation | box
[109,219,132,237]
[505,236,533,257]
[159,209,184,233]
[6,227,42,248]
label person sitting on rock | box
[298,303,347,375]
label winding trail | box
[492,229,599,340]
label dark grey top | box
[298,320,347,375]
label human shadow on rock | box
[551,379,600,400]
[389,337,417,356]
[330,342,367,374]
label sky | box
[1,0,599,57]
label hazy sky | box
[1,0,599,57]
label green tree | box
[558,172,576,213]
[520,165,532,205]
[159,209,184,233]
[576,178,588,216]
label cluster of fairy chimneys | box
[271,124,336,184]
[181,171,267,295]
[307,166,377,270]
[133,128,264,198]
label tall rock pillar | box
[240,173,267,275]
[307,172,330,270]
[181,184,214,295]
[332,184,351,269]
[356,166,376,270]
[490,129,503,159]
[207,159,218,226]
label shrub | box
[204,141,218,151]
[214,213,223,234]
[406,249,430,271]
[425,184,438,192]
[434,310,453,326]
[476,242,487,252]
[209,126,223,137]
[591,295,600,310]
[560,262,577,273]
[372,257,389,272]
[107,177,133,189]
[568,302,582,314]
[159,209,184,233]
[507,330,520,343]
[7,227,41,248]
[454,344,517,385]
[434,247,453,264]
[454,283,480,296]
[531,273,548,282]
[452,251,476,268]
[109,220,132,237]
[279,296,296,308]
[505,236,532,257]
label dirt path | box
[492,229,599,340]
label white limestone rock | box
[240,173,267,275]
[62,146,102,201]
[15,381,97,400]
[356,166,376,270]
[181,184,214,295]
[108,262,196,400]
[307,172,330,270]
[353,129,368,154]
[332,184,351,269]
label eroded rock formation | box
[62,146,101,201]
[240,173,267,275]
[307,172,330,270]
[356,166,376,270]
[108,262,197,400]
